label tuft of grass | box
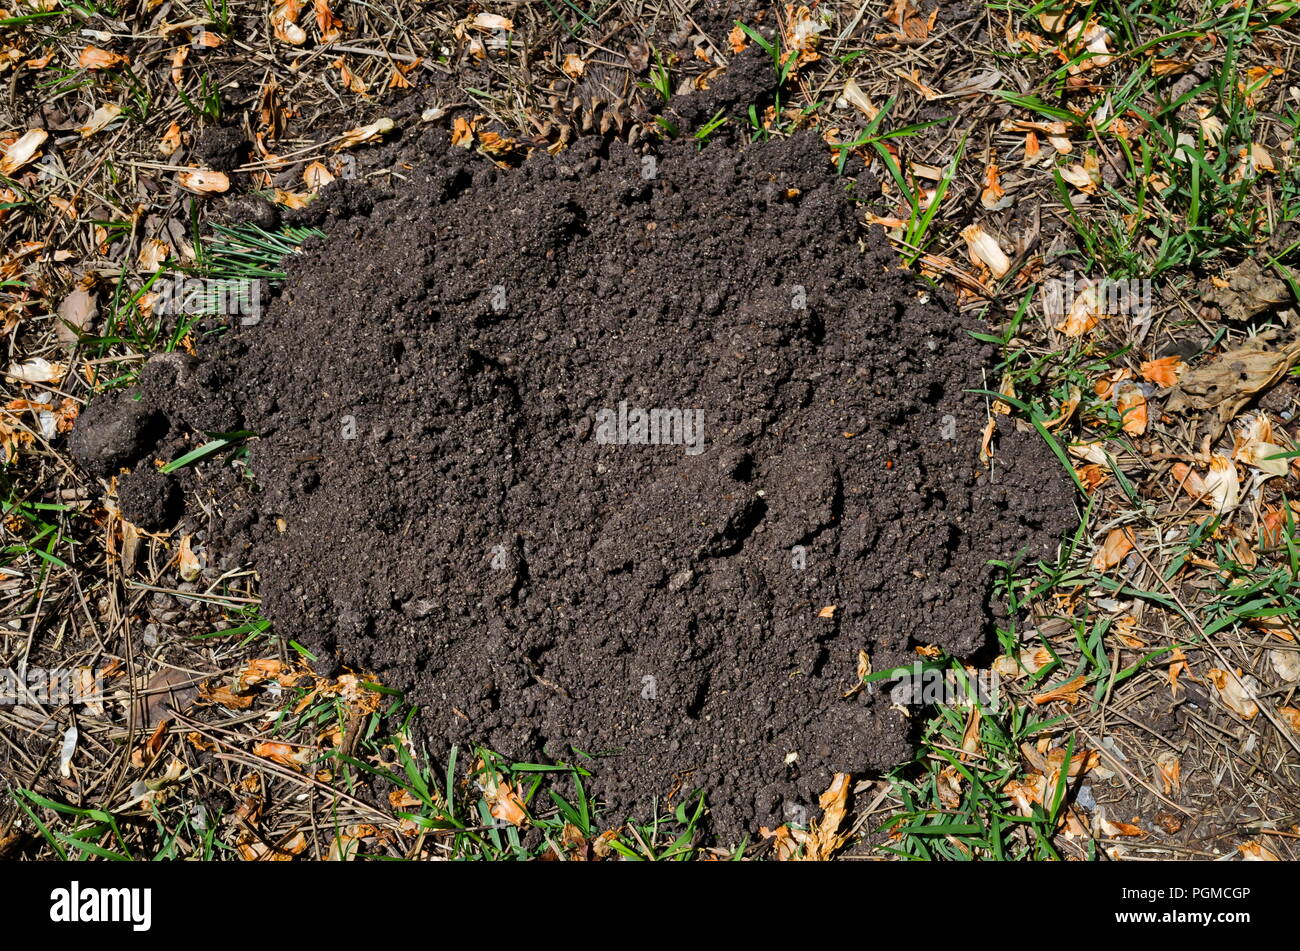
[322,689,717,860]
[638,51,672,102]
[872,657,1078,860]
[71,222,323,386]
[197,223,326,283]
[995,0,1300,278]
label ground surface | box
[68,124,1073,833]
[2,0,1299,860]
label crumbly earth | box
[70,125,1074,835]
[116,468,181,532]
[67,391,164,476]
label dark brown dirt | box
[70,124,1075,835]
[193,125,250,173]
[116,468,181,532]
[67,392,164,476]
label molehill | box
[70,125,1074,834]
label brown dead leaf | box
[1167,647,1195,696]
[1045,746,1098,782]
[389,788,423,809]
[1241,66,1282,107]
[1092,367,1131,400]
[1003,776,1042,816]
[1057,284,1103,337]
[1097,813,1146,837]
[1023,130,1041,161]
[960,224,1011,278]
[896,68,939,99]
[388,64,416,89]
[1278,705,1300,734]
[1140,355,1182,387]
[1113,614,1145,648]
[808,772,851,860]
[1116,383,1147,435]
[980,163,1006,209]
[1059,162,1097,193]
[158,121,184,157]
[177,533,203,580]
[979,415,996,467]
[56,286,97,344]
[271,0,307,45]
[237,658,290,691]
[334,56,367,95]
[1092,527,1135,571]
[1169,461,1207,502]
[1076,463,1107,493]
[841,78,877,119]
[728,23,748,53]
[169,46,189,86]
[1065,20,1114,73]
[334,117,394,151]
[785,6,829,66]
[314,0,343,42]
[1152,58,1192,77]
[469,12,513,31]
[1260,506,1295,550]
[1155,751,1181,796]
[49,194,76,219]
[177,168,230,195]
[303,161,336,191]
[761,823,800,861]
[1232,414,1289,478]
[6,358,66,384]
[328,823,377,861]
[450,116,475,148]
[561,52,586,80]
[137,238,169,273]
[78,46,130,69]
[1165,332,1300,443]
[478,760,528,827]
[0,129,47,175]
[560,822,588,859]
[1037,1,1076,32]
[239,831,308,861]
[1239,840,1279,860]
[252,740,314,769]
[129,720,169,767]
[1203,453,1240,513]
[1207,667,1259,719]
[1043,385,1081,430]
[1032,674,1087,705]
[477,131,519,158]
[0,414,33,463]
[79,103,123,138]
[271,188,312,209]
[1271,650,1300,683]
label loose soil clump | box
[72,128,1074,834]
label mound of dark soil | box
[72,128,1073,834]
